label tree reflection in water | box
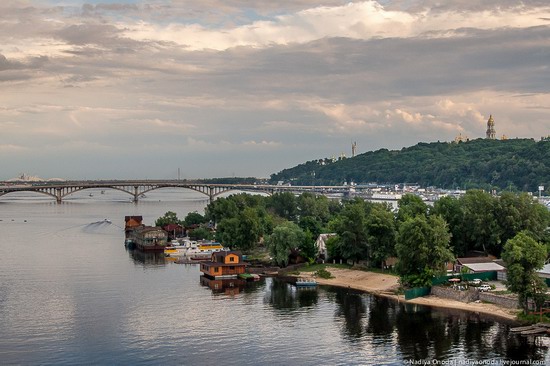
[329,287,367,340]
[264,278,318,311]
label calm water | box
[0,189,548,365]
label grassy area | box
[517,311,550,324]
[298,263,352,272]
[362,266,399,276]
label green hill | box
[269,138,550,192]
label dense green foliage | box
[267,222,305,267]
[502,232,547,312]
[163,188,550,295]
[270,138,550,192]
[433,190,550,257]
[183,211,208,227]
[395,215,454,287]
[154,211,181,227]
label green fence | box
[404,287,431,300]
[431,271,498,286]
[404,271,500,300]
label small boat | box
[124,238,135,249]
[295,278,318,287]
[239,273,261,281]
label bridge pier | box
[208,187,214,204]
[133,186,139,202]
[56,188,62,204]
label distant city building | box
[486,115,496,139]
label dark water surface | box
[0,189,549,365]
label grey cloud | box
[0,54,23,71]
[55,23,124,46]
[384,0,550,12]
[138,25,549,104]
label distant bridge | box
[0,180,355,203]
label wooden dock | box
[511,323,550,336]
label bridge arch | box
[210,188,272,200]
[0,189,57,201]
[137,185,211,200]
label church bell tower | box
[486,115,496,139]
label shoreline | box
[299,268,520,324]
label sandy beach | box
[306,268,519,323]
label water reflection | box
[199,275,246,295]
[263,278,319,311]
[126,248,167,266]
[330,287,367,340]
[262,283,547,363]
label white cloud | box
[120,2,550,51]
[0,1,549,179]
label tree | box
[299,229,317,262]
[460,190,501,256]
[215,217,239,249]
[298,216,323,240]
[235,207,262,251]
[154,211,181,227]
[188,227,212,240]
[217,208,262,251]
[502,231,547,312]
[431,195,468,256]
[297,193,330,223]
[268,192,298,221]
[331,200,369,265]
[205,197,239,225]
[395,215,454,287]
[183,211,207,227]
[396,194,428,223]
[267,222,305,267]
[365,204,396,268]
[496,192,550,245]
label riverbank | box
[305,268,519,323]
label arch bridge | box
[0,180,348,203]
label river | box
[0,188,548,365]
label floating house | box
[200,251,247,279]
[125,216,143,237]
[129,226,168,252]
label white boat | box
[164,239,195,257]
[295,278,318,287]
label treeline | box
[156,190,550,312]
[178,190,548,286]
[269,138,550,192]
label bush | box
[315,268,333,279]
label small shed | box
[461,262,505,273]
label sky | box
[1,0,549,180]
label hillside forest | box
[269,138,550,192]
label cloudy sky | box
[1,0,549,180]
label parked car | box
[478,284,492,292]
[469,279,482,285]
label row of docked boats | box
[164,238,229,260]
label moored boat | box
[295,278,318,287]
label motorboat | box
[295,278,318,287]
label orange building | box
[200,251,247,279]
[124,215,143,237]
